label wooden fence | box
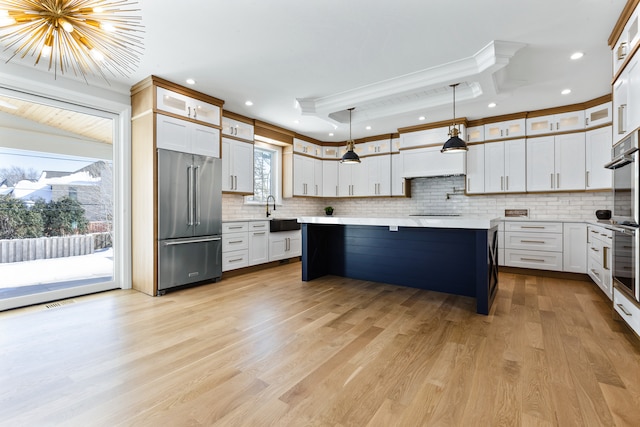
[0,233,112,264]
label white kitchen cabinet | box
[293,138,322,157]
[585,126,613,190]
[269,230,301,262]
[221,115,254,141]
[222,222,249,271]
[613,54,640,143]
[339,161,367,196]
[156,86,221,126]
[613,288,640,337]
[563,223,587,274]
[465,144,484,194]
[221,137,254,193]
[585,102,612,128]
[366,155,391,196]
[466,125,484,143]
[391,153,408,196]
[401,146,466,178]
[248,221,269,266]
[587,225,613,299]
[156,114,220,158]
[503,221,563,271]
[613,5,640,76]
[526,111,585,136]
[361,139,391,155]
[322,146,341,159]
[484,118,526,140]
[293,155,323,196]
[526,134,585,192]
[323,160,339,197]
[484,139,526,193]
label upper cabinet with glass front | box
[585,101,612,128]
[156,86,221,126]
[526,110,585,136]
[613,4,640,76]
[484,118,526,140]
[221,114,254,142]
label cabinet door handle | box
[253,232,266,236]
[556,122,559,130]
[521,240,546,244]
[590,269,600,277]
[618,104,627,134]
[501,176,504,191]
[617,42,628,61]
[467,178,471,191]
[521,226,545,229]
[188,106,191,118]
[549,123,553,131]
[505,176,509,191]
[590,247,600,252]
[586,171,589,187]
[229,240,243,244]
[603,246,609,270]
[229,258,244,263]
[550,173,554,189]
[193,107,197,120]
[617,303,632,316]
[556,173,560,189]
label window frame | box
[244,140,282,205]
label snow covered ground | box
[0,248,113,288]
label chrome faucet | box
[266,195,276,217]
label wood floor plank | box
[1,264,640,426]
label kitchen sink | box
[269,218,301,232]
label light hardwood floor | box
[1,263,640,426]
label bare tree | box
[0,166,40,186]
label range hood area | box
[401,146,466,179]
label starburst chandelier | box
[0,0,144,81]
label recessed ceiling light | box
[329,133,334,136]
[293,120,299,124]
[419,116,426,121]
[185,78,196,85]
[488,102,497,108]
[570,52,584,60]
[366,126,371,130]
[561,89,572,95]
[245,100,253,106]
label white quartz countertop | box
[297,216,500,230]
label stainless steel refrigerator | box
[157,148,222,294]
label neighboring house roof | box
[0,185,13,196]
[12,171,102,202]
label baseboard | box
[498,266,590,282]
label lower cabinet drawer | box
[222,233,248,252]
[614,288,640,337]
[222,250,249,271]
[504,249,563,271]
[505,232,563,252]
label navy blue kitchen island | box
[298,216,500,315]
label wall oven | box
[606,130,639,302]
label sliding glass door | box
[0,90,124,310]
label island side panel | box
[474,226,499,315]
[301,224,342,281]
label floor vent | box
[45,300,76,309]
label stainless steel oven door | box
[612,226,638,302]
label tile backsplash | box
[222,176,613,221]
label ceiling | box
[0,0,628,142]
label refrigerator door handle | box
[162,236,222,246]
[194,165,200,225]
[187,165,194,226]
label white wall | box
[222,176,613,221]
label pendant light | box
[441,83,468,153]
[341,107,361,164]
